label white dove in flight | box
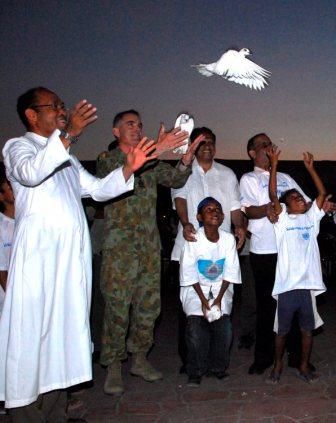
[192,48,270,90]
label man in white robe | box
[0,86,159,420]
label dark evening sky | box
[1,0,335,160]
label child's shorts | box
[277,289,315,335]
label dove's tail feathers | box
[191,63,215,77]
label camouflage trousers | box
[100,244,161,365]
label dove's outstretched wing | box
[215,50,270,90]
[192,49,271,90]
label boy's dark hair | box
[279,188,299,205]
[247,132,267,155]
[113,110,140,128]
[17,87,50,129]
[197,196,222,227]
[190,127,216,144]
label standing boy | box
[267,147,326,383]
[180,197,241,386]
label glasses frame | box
[30,103,66,112]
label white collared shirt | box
[171,159,241,261]
[240,167,310,254]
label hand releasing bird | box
[192,48,270,90]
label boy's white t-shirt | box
[180,227,241,317]
[240,168,310,254]
[0,212,15,317]
[272,200,326,298]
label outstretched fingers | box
[137,138,158,159]
[67,99,98,136]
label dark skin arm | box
[231,209,246,249]
[193,280,230,317]
[212,280,230,310]
[192,283,211,317]
[61,100,98,149]
[267,146,282,215]
[245,203,278,223]
[302,152,326,209]
[175,198,196,242]
[0,271,7,292]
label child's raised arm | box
[303,152,326,209]
[267,146,282,215]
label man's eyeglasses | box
[31,103,66,112]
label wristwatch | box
[59,129,79,144]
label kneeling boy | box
[180,197,241,386]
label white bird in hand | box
[192,48,270,91]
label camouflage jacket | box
[96,148,192,250]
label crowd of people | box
[0,86,334,421]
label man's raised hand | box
[303,152,314,170]
[123,137,158,181]
[180,134,205,166]
[155,123,189,156]
[266,145,281,167]
[66,100,98,137]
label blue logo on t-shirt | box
[302,232,310,240]
[198,259,225,280]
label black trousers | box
[185,315,232,377]
[8,390,67,423]
[250,252,277,367]
[250,252,302,367]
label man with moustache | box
[171,127,245,260]
[96,110,201,394]
[0,88,157,420]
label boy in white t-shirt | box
[0,175,15,318]
[267,147,326,384]
[180,197,241,386]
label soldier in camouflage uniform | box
[97,110,204,394]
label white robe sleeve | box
[73,157,134,201]
[3,130,70,187]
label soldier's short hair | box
[113,110,140,128]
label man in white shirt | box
[240,133,311,375]
[0,86,158,421]
[172,127,245,258]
